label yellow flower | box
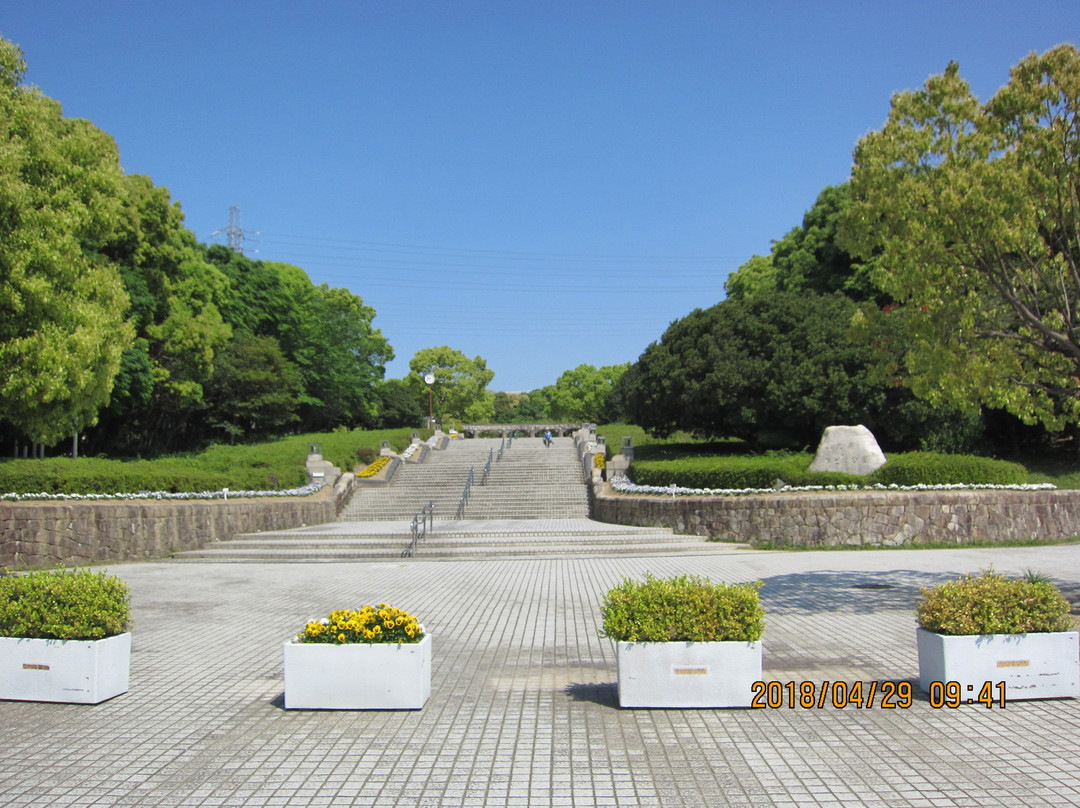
[297,603,423,644]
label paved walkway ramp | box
[176,437,741,561]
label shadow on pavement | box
[565,681,619,708]
[758,568,965,614]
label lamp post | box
[424,371,435,431]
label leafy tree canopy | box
[407,346,495,423]
[549,363,629,423]
[726,184,881,304]
[623,291,983,450]
[203,334,303,441]
[841,44,1080,430]
[207,248,392,432]
[0,37,134,443]
[723,253,776,301]
[373,379,424,429]
[511,387,554,422]
[627,293,890,445]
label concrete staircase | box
[174,436,747,561]
[339,437,589,522]
[171,519,726,562]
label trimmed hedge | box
[628,454,863,490]
[870,452,1028,486]
[0,428,428,495]
[0,458,245,495]
[627,450,1028,490]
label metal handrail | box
[481,449,493,485]
[497,436,505,460]
[402,500,434,558]
[456,467,474,519]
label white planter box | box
[0,633,131,704]
[283,634,431,709]
[616,640,762,708]
[917,628,1079,701]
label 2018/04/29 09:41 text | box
[750,681,1007,709]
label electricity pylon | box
[212,205,258,253]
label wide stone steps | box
[340,503,590,521]
[341,437,589,522]
[172,520,739,562]
[173,436,657,562]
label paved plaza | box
[2,532,1079,807]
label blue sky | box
[2,2,1077,392]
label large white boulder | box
[808,425,886,476]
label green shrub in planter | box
[600,573,765,643]
[0,568,132,640]
[916,569,1073,635]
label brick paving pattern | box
[3,540,1079,807]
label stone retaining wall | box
[592,484,1080,547]
[0,476,354,569]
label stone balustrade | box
[459,423,581,438]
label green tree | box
[725,185,881,304]
[723,254,776,301]
[209,249,391,431]
[549,363,629,423]
[841,44,1080,430]
[300,284,392,430]
[626,293,959,448]
[373,379,424,429]
[604,364,638,424]
[492,391,520,423]
[514,387,554,421]
[203,334,303,441]
[0,37,133,444]
[407,346,495,423]
[93,174,231,452]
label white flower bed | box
[1,482,325,503]
[402,443,420,460]
[609,475,1056,498]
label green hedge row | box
[628,454,863,489]
[0,428,427,495]
[0,457,288,495]
[869,452,1028,486]
[628,451,1028,490]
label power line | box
[257,230,746,264]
